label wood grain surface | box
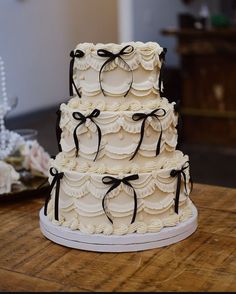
[0,183,235,292]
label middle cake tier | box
[58,97,178,167]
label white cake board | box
[39,206,198,252]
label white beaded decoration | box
[0,56,24,160]
[0,56,8,151]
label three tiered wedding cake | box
[41,42,197,248]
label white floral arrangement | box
[21,140,50,178]
[0,160,20,194]
[1,138,50,195]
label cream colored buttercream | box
[59,97,178,164]
[46,151,194,235]
[71,42,164,101]
[45,41,195,236]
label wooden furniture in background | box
[162,28,236,147]
[0,184,235,292]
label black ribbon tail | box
[174,172,181,214]
[171,162,191,214]
[158,65,165,97]
[102,196,113,224]
[131,189,138,224]
[44,176,57,216]
[98,57,113,97]
[130,119,146,161]
[69,54,81,98]
[97,45,134,97]
[182,171,188,196]
[56,109,62,152]
[102,183,120,224]
[54,178,61,221]
[73,122,83,157]
[102,174,139,224]
[158,48,167,97]
[119,56,133,97]
[72,109,101,160]
[156,121,163,156]
[69,55,75,96]
[93,123,102,161]
[44,193,51,217]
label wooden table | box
[0,183,235,292]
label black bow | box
[102,174,139,224]
[130,108,167,160]
[97,45,134,97]
[170,161,193,214]
[69,49,85,98]
[73,109,101,161]
[158,48,167,97]
[56,109,62,152]
[44,167,64,221]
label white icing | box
[59,99,178,162]
[46,41,195,236]
[80,80,158,97]
[67,96,171,112]
[74,42,163,72]
[46,151,192,231]
[70,42,165,100]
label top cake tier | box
[71,42,165,104]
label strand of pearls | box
[0,56,24,160]
[0,130,25,160]
[0,56,7,150]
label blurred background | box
[0,0,235,187]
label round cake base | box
[39,206,198,252]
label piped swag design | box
[72,109,101,161]
[130,108,166,160]
[102,174,139,224]
[170,161,193,214]
[97,45,134,97]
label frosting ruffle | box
[50,151,191,199]
[68,96,169,112]
[59,98,178,160]
[47,203,193,235]
[74,42,163,72]
[46,150,194,235]
[60,100,177,130]
[79,79,159,97]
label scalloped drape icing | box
[44,41,195,236]
[46,152,193,235]
[74,42,163,72]
[71,42,164,99]
[59,99,178,160]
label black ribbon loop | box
[170,161,193,214]
[72,109,101,161]
[130,108,167,160]
[69,49,85,98]
[44,167,64,221]
[158,47,167,97]
[97,45,134,97]
[102,174,139,224]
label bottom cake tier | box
[45,151,195,235]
